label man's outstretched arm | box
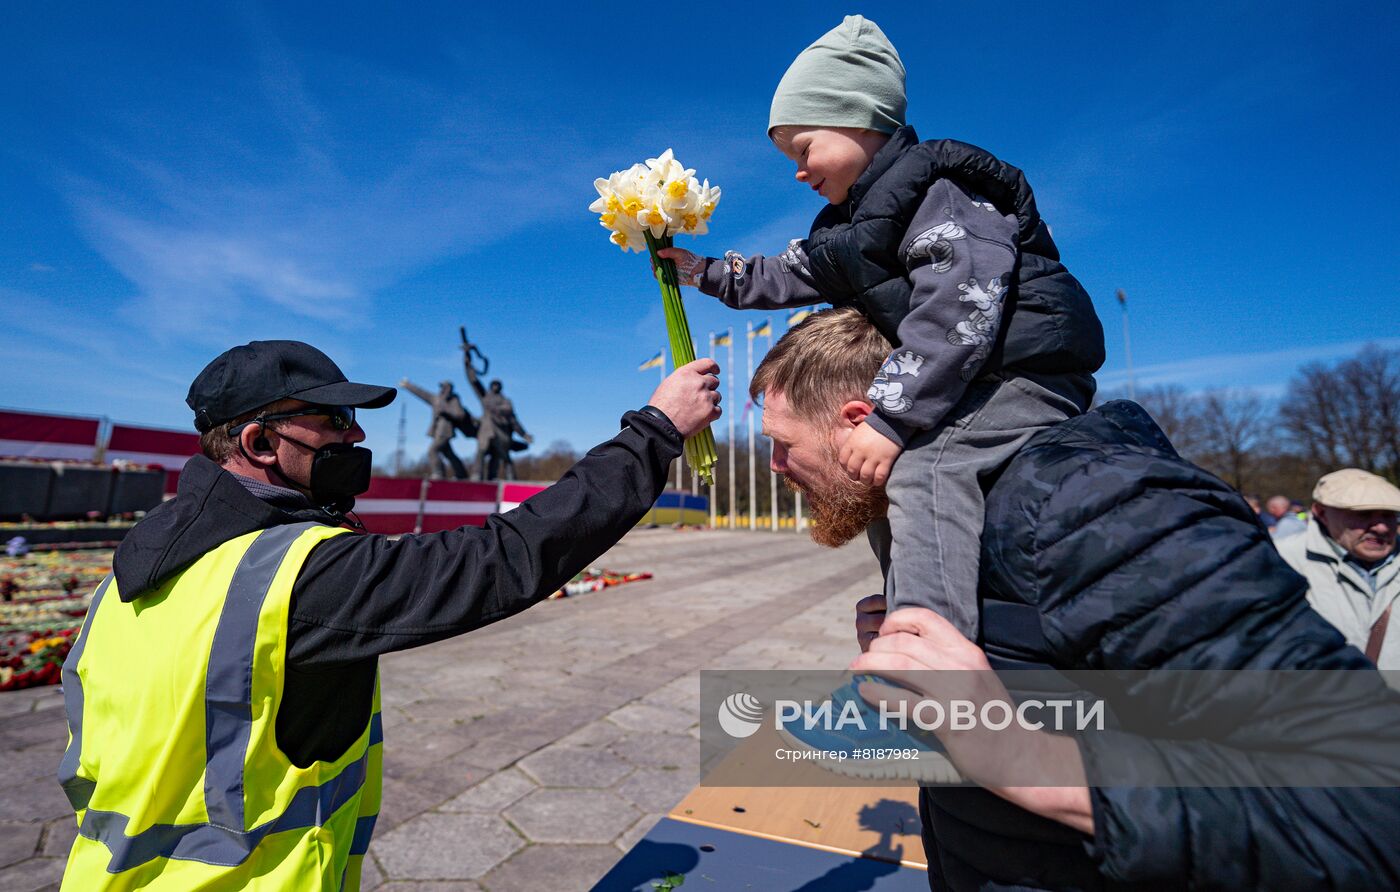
[286,359,722,667]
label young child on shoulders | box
[662,15,1105,638]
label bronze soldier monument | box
[397,377,476,480]
[460,329,532,481]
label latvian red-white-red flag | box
[0,409,99,461]
[105,423,200,470]
[106,423,202,495]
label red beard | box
[784,439,888,548]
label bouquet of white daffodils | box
[590,149,720,484]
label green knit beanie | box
[769,15,906,136]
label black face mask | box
[273,433,373,512]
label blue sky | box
[3,1,1397,461]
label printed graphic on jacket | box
[947,276,1005,381]
[723,250,748,285]
[867,350,926,414]
[779,239,812,277]
[904,221,966,273]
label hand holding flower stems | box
[590,150,722,484]
[648,358,722,438]
[655,247,705,287]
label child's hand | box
[655,247,706,287]
[839,422,902,487]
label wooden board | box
[669,723,926,869]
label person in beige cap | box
[1276,468,1400,667]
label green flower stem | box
[645,231,717,486]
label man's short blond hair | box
[750,307,891,420]
[198,398,299,464]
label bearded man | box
[752,308,1400,891]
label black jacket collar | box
[112,455,340,602]
[846,125,919,208]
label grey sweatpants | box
[879,371,1094,638]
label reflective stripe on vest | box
[58,575,111,813]
[59,522,380,878]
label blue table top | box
[592,817,930,891]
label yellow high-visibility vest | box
[58,522,382,890]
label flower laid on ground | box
[590,150,720,484]
[1,627,76,691]
[28,635,67,653]
[0,548,109,690]
[547,567,654,600]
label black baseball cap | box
[187,340,397,433]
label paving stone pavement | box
[0,528,879,890]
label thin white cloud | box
[61,62,625,348]
[79,204,362,333]
[0,286,197,417]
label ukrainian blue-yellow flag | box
[638,351,664,371]
[711,330,732,347]
[786,309,812,328]
[751,319,772,339]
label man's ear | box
[239,423,278,467]
[838,399,874,429]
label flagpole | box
[708,332,717,530]
[688,336,700,501]
[637,350,665,526]
[649,353,662,525]
[1116,289,1136,401]
[786,311,805,534]
[665,349,683,496]
[746,321,756,532]
[394,400,406,476]
[766,321,777,532]
[727,330,736,532]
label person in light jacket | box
[1276,468,1400,667]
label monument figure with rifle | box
[397,374,477,480]
[460,327,533,480]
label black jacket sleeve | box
[285,408,682,667]
[983,405,1400,889]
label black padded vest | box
[805,126,1105,376]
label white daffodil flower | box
[587,149,722,484]
[591,151,720,250]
